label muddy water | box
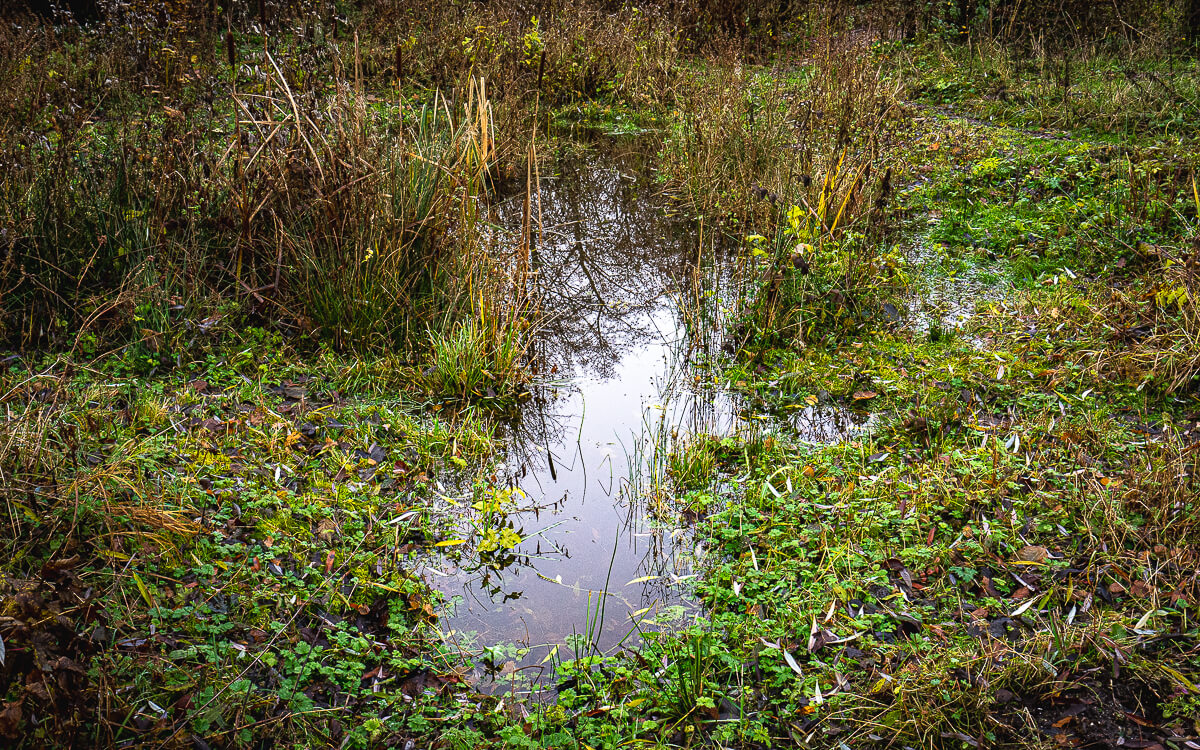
[425,139,862,693]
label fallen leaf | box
[1016,545,1049,563]
[782,649,804,677]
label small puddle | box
[905,219,1011,343]
[424,139,865,694]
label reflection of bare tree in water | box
[438,142,876,695]
[491,146,697,380]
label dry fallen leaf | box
[1017,545,1049,563]
[316,518,337,544]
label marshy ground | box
[2,2,1199,748]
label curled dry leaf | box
[1017,545,1049,563]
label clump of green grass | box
[668,433,719,491]
[424,312,529,401]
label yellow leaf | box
[1160,663,1198,693]
[435,539,467,547]
[131,571,155,608]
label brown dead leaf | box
[316,518,337,545]
[1017,545,1049,563]
[0,701,21,740]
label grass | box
[679,330,1200,744]
[900,35,1200,141]
[658,34,911,349]
[0,335,509,746]
[632,52,1200,745]
[424,311,530,402]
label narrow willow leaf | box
[782,649,804,677]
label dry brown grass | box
[1,373,202,564]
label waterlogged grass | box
[900,38,1200,141]
[624,78,1200,747]
[515,65,1200,747]
[674,324,1200,745]
[463,87,1198,747]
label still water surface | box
[424,139,864,691]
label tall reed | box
[660,32,906,347]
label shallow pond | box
[423,139,867,694]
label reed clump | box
[0,3,511,361]
[0,0,697,366]
[660,31,908,348]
